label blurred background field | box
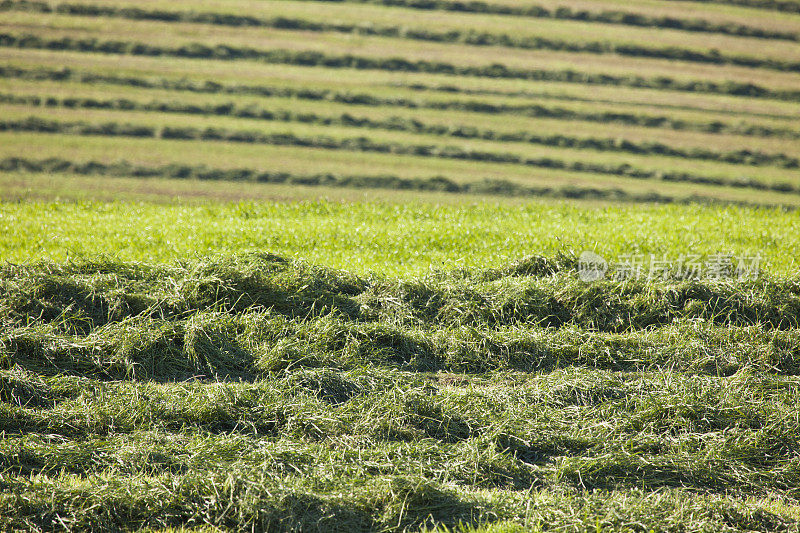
[1,0,800,208]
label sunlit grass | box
[1,199,798,276]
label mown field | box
[1,0,800,204]
[2,201,800,531]
[3,0,800,531]
[4,241,800,531]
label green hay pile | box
[1,254,799,531]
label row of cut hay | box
[2,1,799,71]
[4,66,796,139]
[5,254,798,331]
[2,155,798,201]
[3,118,796,194]
[2,33,798,101]
[4,93,798,167]
[6,0,796,41]
[7,311,800,379]
[3,255,800,381]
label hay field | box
[3,1,800,531]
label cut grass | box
[5,47,800,121]
[8,0,800,65]
[23,0,800,47]
[9,142,800,205]
[4,78,800,158]
[3,0,800,529]
[4,13,800,93]
[280,0,800,36]
[3,107,798,191]
[4,72,798,144]
[2,170,544,206]
[1,254,800,531]
[5,95,800,177]
[8,168,800,212]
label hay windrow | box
[1,254,799,530]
